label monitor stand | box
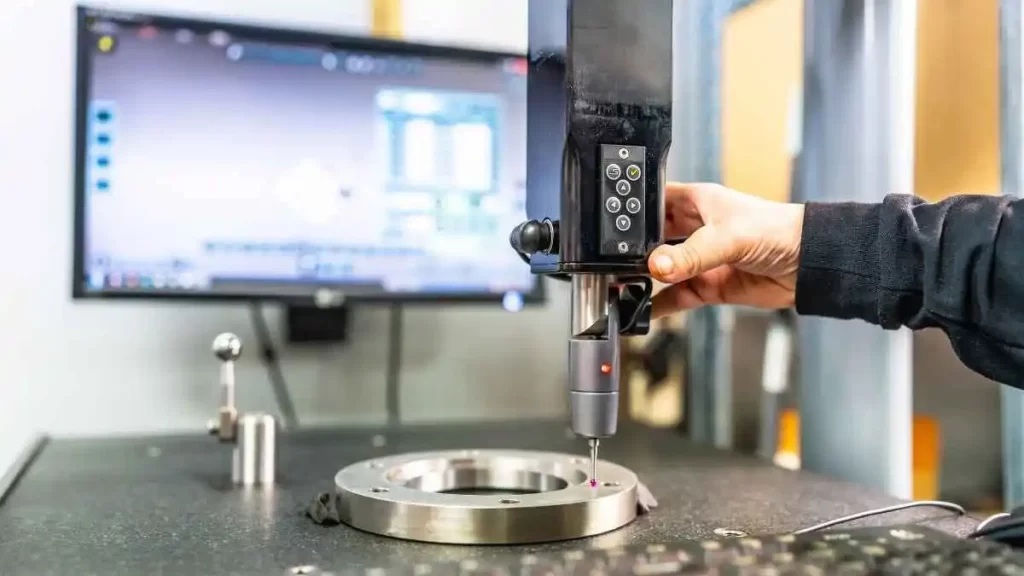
[285,304,350,344]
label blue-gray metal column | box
[797,0,916,498]
[670,0,735,449]
[999,0,1024,508]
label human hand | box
[648,183,804,318]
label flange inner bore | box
[386,455,588,495]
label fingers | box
[651,269,797,318]
[650,273,726,318]
[648,225,743,284]
[651,281,703,319]
[665,181,706,200]
[664,183,706,238]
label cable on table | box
[791,501,967,535]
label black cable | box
[515,250,571,282]
[791,501,966,535]
[248,302,300,429]
[385,303,403,425]
[517,250,654,334]
[620,277,653,334]
[969,516,1024,539]
[973,512,1011,534]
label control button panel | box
[599,144,646,257]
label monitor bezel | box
[72,5,545,306]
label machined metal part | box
[232,413,277,487]
[209,333,279,488]
[588,438,599,482]
[334,449,639,544]
[570,274,610,336]
[210,332,241,442]
[569,290,621,440]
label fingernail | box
[653,255,674,276]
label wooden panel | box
[722,0,999,203]
[915,0,1000,200]
[372,0,403,39]
[721,0,803,202]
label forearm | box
[795,194,1024,385]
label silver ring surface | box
[334,449,639,544]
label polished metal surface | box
[570,275,609,337]
[588,438,599,483]
[334,449,639,544]
[209,333,241,442]
[213,333,240,409]
[232,413,277,487]
[212,332,243,362]
[208,332,279,487]
[798,0,917,498]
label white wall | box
[0,0,560,471]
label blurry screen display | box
[75,10,535,302]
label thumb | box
[648,225,743,283]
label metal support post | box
[999,0,1024,508]
[670,0,735,449]
[797,0,917,498]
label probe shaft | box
[589,438,599,485]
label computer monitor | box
[72,7,540,306]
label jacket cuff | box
[795,202,882,325]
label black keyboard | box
[327,526,1024,575]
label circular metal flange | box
[334,449,639,545]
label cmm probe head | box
[512,0,674,480]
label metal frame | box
[673,1,918,498]
[670,0,771,450]
[0,436,48,507]
[670,0,737,449]
[796,0,917,498]
[999,0,1024,508]
[71,5,545,306]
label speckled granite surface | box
[0,421,976,575]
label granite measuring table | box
[0,421,977,575]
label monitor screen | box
[73,8,539,304]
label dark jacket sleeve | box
[795,194,1024,387]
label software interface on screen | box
[78,15,535,300]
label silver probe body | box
[569,275,621,484]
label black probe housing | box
[513,0,674,275]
